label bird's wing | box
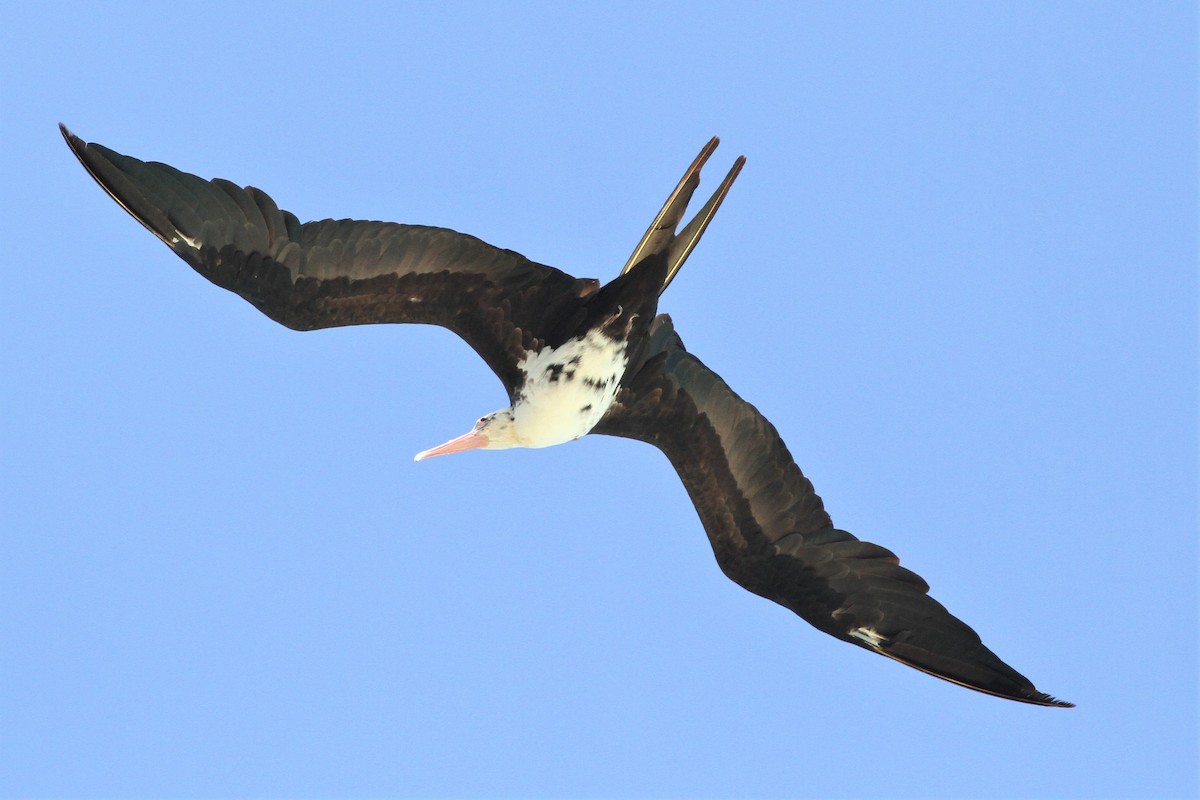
[595,316,1071,707]
[61,125,596,398]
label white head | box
[413,409,520,461]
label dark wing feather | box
[61,125,597,398]
[596,316,1071,707]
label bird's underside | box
[61,124,1071,707]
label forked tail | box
[620,137,745,294]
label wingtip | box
[60,123,90,167]
[59,123,86,159]
[1027,691,1075,709]
[860,635,1075,708]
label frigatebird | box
[60,124,1071,707]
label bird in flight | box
[61,125,1071,707]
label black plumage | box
[61,125,1070,707]
[597,318,1067,705]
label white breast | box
[512,330,628,448]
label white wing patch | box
[169,232,203,251]
[849,627,889,649]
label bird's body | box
[62,125,1071,707]
[512,329,630,448]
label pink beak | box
[413,430,490,461]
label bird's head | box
[413,409,520,461]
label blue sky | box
[2,2,1196,797]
